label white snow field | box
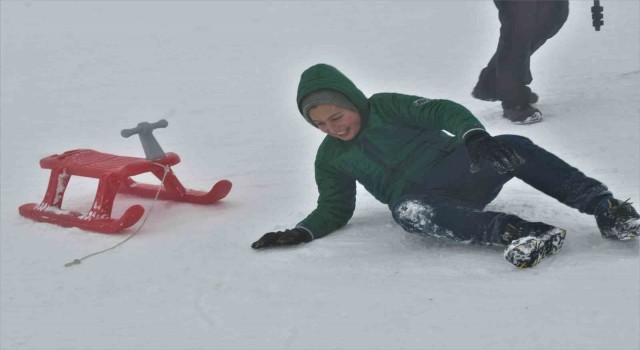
[1,1,638,349]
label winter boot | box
[502,104,543,125]
[595,198,640,240]
[471,85,498,102]
[503,222,567,268]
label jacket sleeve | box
[296,153,357,240]
[373,93,486,142]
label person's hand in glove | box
[251,228,312,249]
[464,130,525,174]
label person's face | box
[308,104,361,141]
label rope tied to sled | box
[64,163,170,268]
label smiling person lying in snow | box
[251,63,639,268]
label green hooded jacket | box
[296,64,485,239]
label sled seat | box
[39,149,180,178]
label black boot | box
[471,84,539,104]
[595,198,640,240]
[471,84,498,102]
[503,222,566,268]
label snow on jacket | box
[296,64,485,239]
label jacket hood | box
[296,64,369,127]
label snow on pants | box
[477,0,569,108]
[391,135,611,245]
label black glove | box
[251,228,312,249]
[464,131,525,174]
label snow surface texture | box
[1,1,639,349]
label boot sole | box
[507,111,543,125]
[504,228,566,268]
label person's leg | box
[530,0,569,56]
[495,135,612,214]
[522,0,570,83]
[409,144,515,205]
[472,1,511,102]
[498,134,639,240]
[394,145,523,246]
[472,59,499,102]
[494,1,537,108]
[393,141,569,267]
[392,194,524,246]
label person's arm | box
[251,228,312,249]
[372,93,486,142]
[251,153,356,249]
[374,93,524,174]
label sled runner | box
[19,120,232,233]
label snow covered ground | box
[1,1,639,349]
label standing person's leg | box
[473,1,542,124]
[494,1,537,110]
[472,1,513,102]
[524,0,570,83]
[530,0,569,55]
[472,59,499,102]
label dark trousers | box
[391,135,611,245]
[475,0,569,107]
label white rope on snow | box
[64,163,170,268]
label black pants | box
[475,0,569,108]
[391,135,611,246]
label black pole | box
[592,0,604,31]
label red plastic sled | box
[19,149,232,233]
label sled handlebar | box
[121,119,169,138]
[121,119,169,160]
